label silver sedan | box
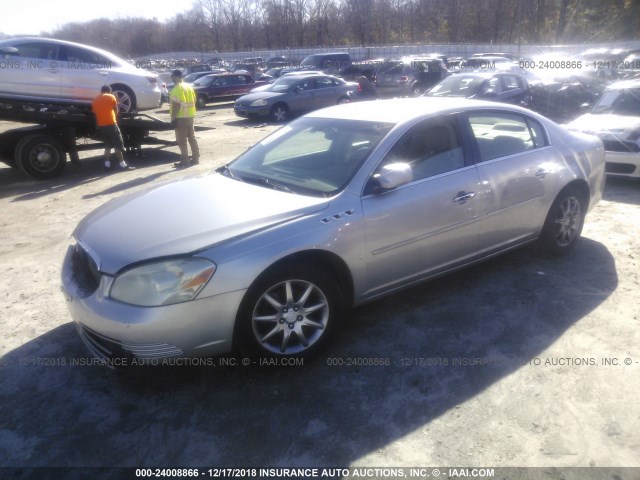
[62,98,605,362]
[234,73,357,122]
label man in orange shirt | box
[91,85,134,171]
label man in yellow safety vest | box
[170,69,200,168]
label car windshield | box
[184,73,206,83]
[591,88,640,115]
[427,76,485,97]
[193,76,214,87]
[301,55,323,68]
[223,117,394,197]
[265,76,309,93]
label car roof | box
[281,72,331,79]
[0,37,126,63]
[203,73,248,77]
[445,71,523,79]
[305,97,535,124]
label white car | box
[0,37,161,113]
[566,79,640,178]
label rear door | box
[463,111,559,250]
[496,74,528,105]
[361,114,483,298]
[313,76,342,108]
[289,78,318,114]
[59,45,113,101]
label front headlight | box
[110,258,216,307]
[250,99,268,107]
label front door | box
[361,115,483,298]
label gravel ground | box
[0,102,639,477]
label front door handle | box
[452,191,475,204]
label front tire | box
[235,266,342,359]
[270,103,289,122]
[539,187,585,255]
[196,95,207,109]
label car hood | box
[74,173,329,274]
[566,113,640,136]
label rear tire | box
[411,83,425,97]
[111,85,137,114]
[539,187,585,255]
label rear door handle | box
[452,191,475,204]
[535,168,548,179]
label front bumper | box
[605,151,640,178]
[61,245,245,362]
[234,104,270,118]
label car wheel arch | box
[109,83,137,113]
[248,250,355,308]
[232,249,353,358]
[539,179,590,255]
[557,179,590,211]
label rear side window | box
[501,75,521,91]
[468,113,548,162]
[231,76,248,85]
[315,77,334,89]
[63,46,109,65]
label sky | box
[0,0,190,36]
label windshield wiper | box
[218,164,243,182]
[242,175,295,193]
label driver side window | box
[379,117,465,182]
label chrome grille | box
[602,139,640,153]
[78,325,183,361]
[605,162,636,174]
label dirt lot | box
[0,102,639,475]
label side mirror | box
[1,46,18,55]
[482,89,498,98]
[369,163,413,194]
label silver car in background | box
[62,98,605,363]
[234,73,357,122]
[0,37,161,112]
[566,79,640,178]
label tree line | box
[40,0,640,58]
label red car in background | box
[192,73,270,107]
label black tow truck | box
[0,97,175,180]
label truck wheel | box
[15,134,66,180]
